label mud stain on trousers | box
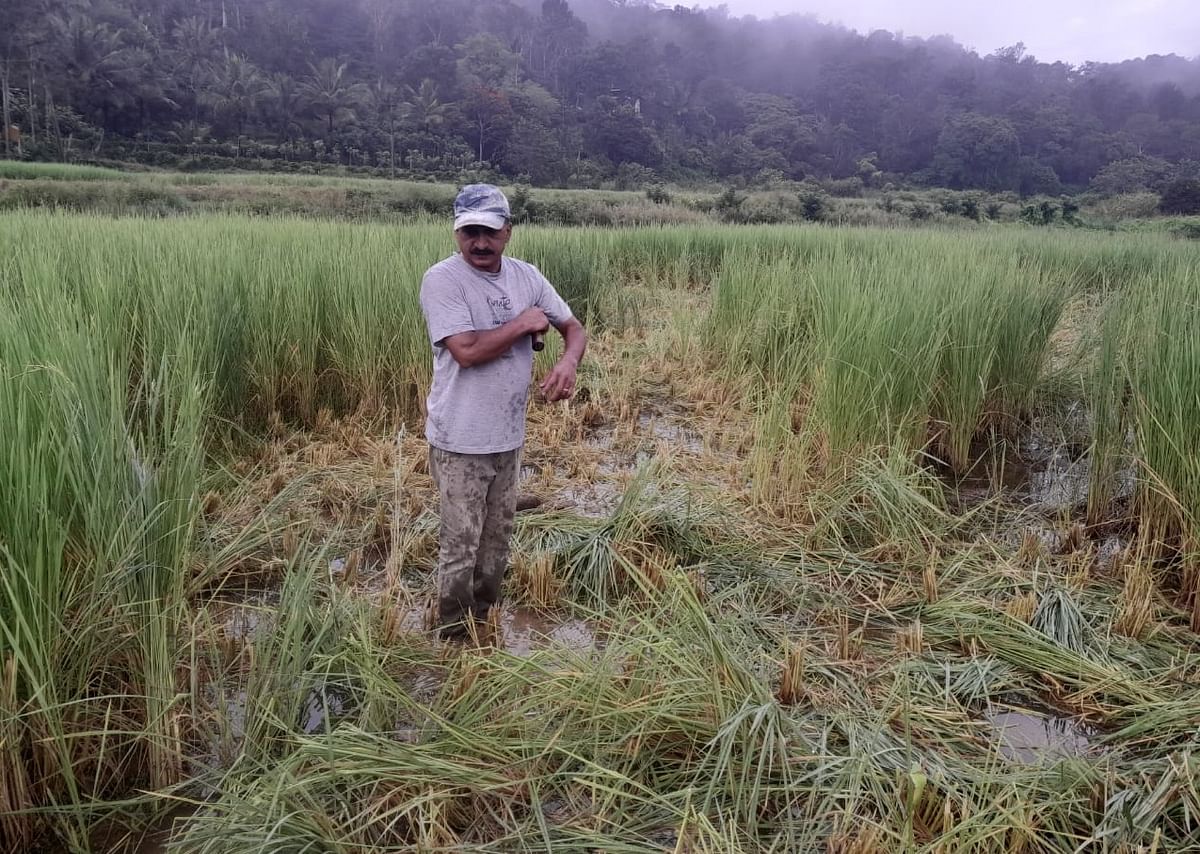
[428,445,521,635]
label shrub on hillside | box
[645,184,672,205]
[713,187,745,222]
[799,190,828,222]
[820,176,864,197]
[1021,200,1058,225]
[1087,192,1161,221]
[1171,221,1200,240]
[1160,179,1200,215]
[908,202,932,221]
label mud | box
[95,802,197,854]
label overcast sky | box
[702,1,1200,65]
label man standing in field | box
[419,184,587,640]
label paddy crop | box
[1,211,1199,851]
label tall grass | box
[3,211,1200,849]
[706,230,1071,479]
[0,281,207,847]
[0,160,129,181]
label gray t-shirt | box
[419,253,573,454]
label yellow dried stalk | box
[778,642,807,706]
[1005,591,1038,624]
[1115,557,1155,640]
[923,547,940,604]
[1017,530,1046,566]
[896,620,925,657]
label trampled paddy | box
[2,212,1199,851]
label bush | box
[713,187,745,223]
[960,194,982,221]
[645,184,672,205]
[799,190,827,222]
[1171,221,1200,240]
[821,176,864,198]
[509,184,534,223]
[1160,179,1200,215]
[1087,192,1161,221]
[1020,200,1058,226]
[908,202,932,222]
[935,191,962,216]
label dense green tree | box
[933,112,1021,190]
[1159,178,1200,214]
[1,0,1198,191]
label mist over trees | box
[2,0,1199,194]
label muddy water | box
[501,606,598,657]
[984,709,1093,764]
[205,600,597,758]
[949,434,1135,516]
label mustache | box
[470,249,495,255]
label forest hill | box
[0,0,1198,194]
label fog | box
[706,0,1200,64]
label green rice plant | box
[929,250,1068,470]
[704,230,1069,478]
[805,446,954,564]
[4,208,1200,850]
[806,251,944,462]
[178,571,803,852]
[922,600,1164,715]
[0,160,129,181]
[1086,294,1134,525]
[0,275,209,847]
[1122,259,1200,627]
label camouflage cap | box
[453,184,511,230]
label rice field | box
[2,211,1199,852]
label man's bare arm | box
[443,307,549,368]
[539,317,588,401]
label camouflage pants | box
[428,446,521,635]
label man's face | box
[455,223,512,273]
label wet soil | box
[91,802,196,854]
[947,430,1136,567]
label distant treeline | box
[1,0,1198,194]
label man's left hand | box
[539,359,578,402]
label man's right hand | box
[518,307,550,336]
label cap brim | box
[454,212,508,231]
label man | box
[419,184,587,639]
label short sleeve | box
[531,267,574,327]
[420,267,475,346]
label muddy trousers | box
[429,446,521,635]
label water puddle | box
[501,606,598,657]
[984,709,1094,764]
[301,687,349,734]
[947,434,1135,517]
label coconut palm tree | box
[401,79,452,134]
[169,16,220,127]
[205,54,269,156]
[266,72,304,148]
[299,58,369,154]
